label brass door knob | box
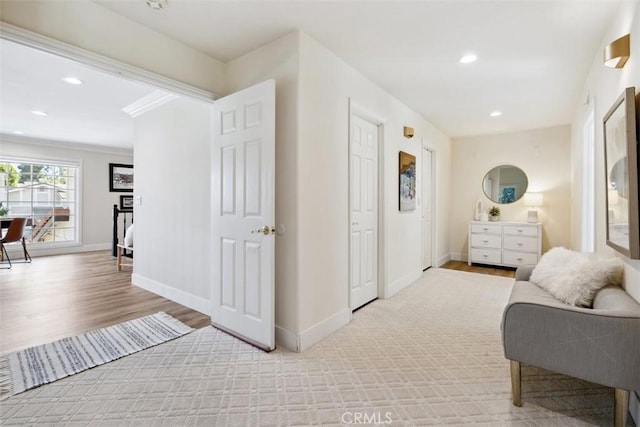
[251,225,275,235]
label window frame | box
[0,155,82,248]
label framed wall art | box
[109,163,134,192]
[399,151,416,211]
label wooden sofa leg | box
[614,388,629,427]
[510,360,522,407]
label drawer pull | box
[483,240,489,243]
[483,255,488,258]
[482,228,488,231]
[517,258,523,262]
[517,229,523,233]
[517,243,523,246]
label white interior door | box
[350,114,378,310]
[422,147,433,270]
[211,80,276,351]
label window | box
[0,158,79,245]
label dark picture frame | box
[109,163,133,192]
[120,195,134,211]
[399,151,416,211]
[603,86,639,259]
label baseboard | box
[298,308,351,352]
[131,273,211,316]
[438,252,452,266]
[4,242,110,258]
[448,252,467,262]
[631,390,639,426]
[386,269,422,298]
[275,325,298,352]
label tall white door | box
[211,80,276,351]
[350,114,378,310]
[422,147,433,270]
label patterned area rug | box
[0,270,624,425]
[0,312,194,400]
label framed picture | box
[109,163,133,192]
[120,195,134,211]
[603,86,639,259]
[399,151,416,211]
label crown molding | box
[122,90,179,117]
[1,134,134,156]
[0,22,217,103]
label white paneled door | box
[422,147,433,270]
[211,80,276,351]
[350,114,378,310]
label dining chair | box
[1,217,32,269]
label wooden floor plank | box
[440,260,516,278]
[0,251,210,354]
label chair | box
[1,218,32,269]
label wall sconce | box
[604,33,630,69]
[403,126,414,139]
[523,192,543,223]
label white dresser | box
[468,221,541,268]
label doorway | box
[422,146,434,270]
[349,109,381,310]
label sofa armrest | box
[502,282,640,391]
[515,266,534,282]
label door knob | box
[251,225,275,235]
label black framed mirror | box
[482,165,528,204]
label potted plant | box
[488,206,501,221]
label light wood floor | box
[0,251,210,354]
[440,260,516,278]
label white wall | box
[227,31,452,350]
[571,0,640,303]
[296,33,452,341]
[570,3,640,420]
[131,97,212,314]
[0,0,227,95]
[450,126,572,260]
[0,135,133,255]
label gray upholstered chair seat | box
[501,266,640,426]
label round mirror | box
[482,165,528,204]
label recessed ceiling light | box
[459,54,477,64]
[32,110,48,116]
[63,77,83,85]
[490,111,502,117]
[146,0,167,10]
[13,130,24,135]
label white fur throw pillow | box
[529,247,623,307]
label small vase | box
[489,215,499,222]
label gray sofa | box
[502,266,640,427]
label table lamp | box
[523,192,543,223]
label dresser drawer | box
[471,233,501,249]
[503,225,538,237]
[503,235,538,252]
[470,248,501,264]
[471,223,501,234]
[503,251,538,266]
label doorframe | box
[421,142,437,269]
[348,99,387,307]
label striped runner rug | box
[0,312,194,400]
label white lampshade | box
[523,192,543,207]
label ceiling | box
[0,1,624,148]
